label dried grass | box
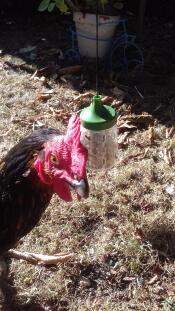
[0,17,175,311]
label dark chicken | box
[0,115,89,264]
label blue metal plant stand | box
[64,18,144,72]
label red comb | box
[65,114,81,147]
[64,114,88,178]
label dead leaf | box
[58,65,82,75]
[118,122,137,129]
[118,132,130,148]
[74,92,94,102]
[54,110,70,122]
[118,114,154,127]
[101,96,114,104]
[117,114,154,134]
[120,152,144,164]
[139,148,149,159]
[31,64,56,80]
[48,106,56,117]
[36,94,51,101]
[117,121,137,132]
[111,99,123,109]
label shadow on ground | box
[145,224,175,262]
[0,8,175,125]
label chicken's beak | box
[69,178,89,199]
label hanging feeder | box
[79,4,118,170]
[80,95,118,169]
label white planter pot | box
[73,12,120,59]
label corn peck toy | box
[80,95,118,170]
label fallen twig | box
[30,69,38,80]
[134,85,144,101]
[149,126,155,145]
[166,126,174,139]
[147,274,158,285]
[163,147,173,166]
[118,132,130,148]
[5,249,75,265]
[119,152,145,164]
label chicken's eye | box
[50,154,59,165]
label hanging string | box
[96,0,99,96]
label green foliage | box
[38,0,50,11]
[55,0,68,13]
[38,0,124,14]
[38,0,68,13]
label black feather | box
[0,128,61,254]
[1,128,61,185]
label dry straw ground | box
[0,12,175,311]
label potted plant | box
[38,0,124,58]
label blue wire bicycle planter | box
[107,19,144,72]
[64,18,144,72]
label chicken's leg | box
[4,249,74,265]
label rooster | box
[0,114,89,265]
